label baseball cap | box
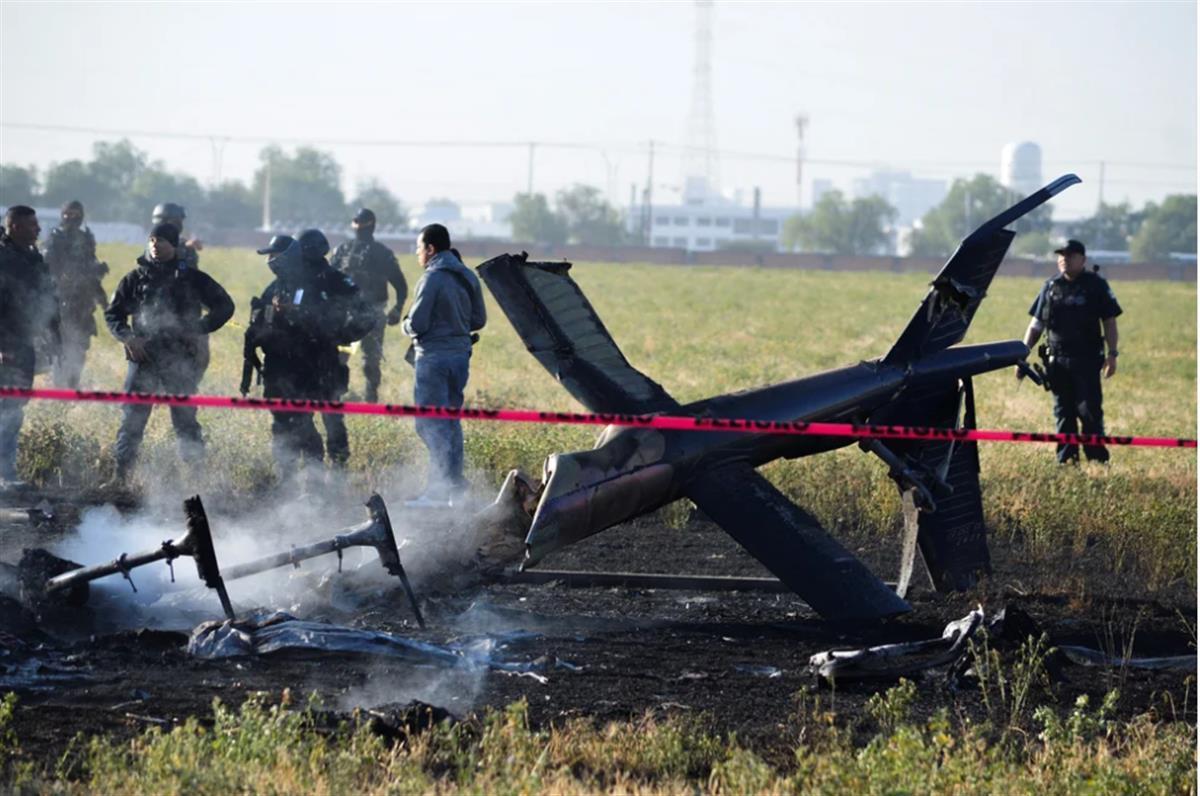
[256,234,295,255]
[352,207,376,224]
[1054,239,1086,257]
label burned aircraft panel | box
[478,254,680,415]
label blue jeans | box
[0,353,34,481]
[413,351,470,496]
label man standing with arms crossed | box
[329,208,407,403]
[1017,239,1122,464]
[403,224,486,508]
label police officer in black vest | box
[44,200,108,388]
[0,206,61,488]
[1018,239,1122,463]
[104,223,234,486]
[329,208,407,403]
[244,231,374,485]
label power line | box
[4,120,1195,188]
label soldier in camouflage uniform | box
[329,208,407,402]
[0,206,61,487]
[43,200,108,388]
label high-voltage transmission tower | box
[683,0,719,198]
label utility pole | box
[1097,160,1106,208]
[752,186,762,244]
[527,142,535,195]
[643,139,656,245]
[261,158,272,231]
[795,115,808,209]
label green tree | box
[910,174,1051,258]
[253,145,346,224]
[1065,202,1145,251]
[130,169,206,225]
[41,139,155,221]
[0,164,39,203]
[782,190,896,255]
[510,192,568,245]
[203,180,260,229]
[555,184,627,246]
[1010,232,1053,258]
[1130,194,1196,261]
[349,179,407,227]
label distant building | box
[628,187,796,252]
[850,170,947,227]
[1001,142,1043,197]
[408,200,513,241]
[811,178,835,207]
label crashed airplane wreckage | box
[477,175,1081,623]
[25,494,425,628]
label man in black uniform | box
[104,223,234,485]
[151,202,209,380]
[44,200,108,388]
[0,206,61,487]
[1018,239,1122,464]
[329,208,407,402]
[244,230,374,483]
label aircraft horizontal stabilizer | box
[478,253,679,415]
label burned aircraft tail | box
[883,174,1080,367]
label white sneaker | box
[404,494,453,510]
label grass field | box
[5,244,1197,792]
[19,243,1197,590]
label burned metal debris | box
[187,610,567,674]
[806,605,1198,686]
[15,493,423,628]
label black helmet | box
[297,228,330,260]
[256,234,295,255]
[152,202,186,223]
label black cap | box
[297,228,330,259]
[256,234,295,255]
[1054,239,1086,257]
[150,222,180,247]
[352,207,376,224]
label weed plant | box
[0,689,1194,794]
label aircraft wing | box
[478,253,680,415]
[683,464,911,622]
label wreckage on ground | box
[477,175,1081,623]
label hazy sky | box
[1,1,1195,219]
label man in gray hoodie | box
[403,224,486,507]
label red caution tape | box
[1,387,1195,449]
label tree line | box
[2,143,1193,260]
[783,173,1196,261]
[0,140,406,230]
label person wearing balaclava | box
[243,230,374,490]
[0,205,60,488]
[43,200,108,388]
[329,208,407,403]
[102,222,234,489]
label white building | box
[628,182,796,252]
[850,170,947,227]
[407,199,513,240]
